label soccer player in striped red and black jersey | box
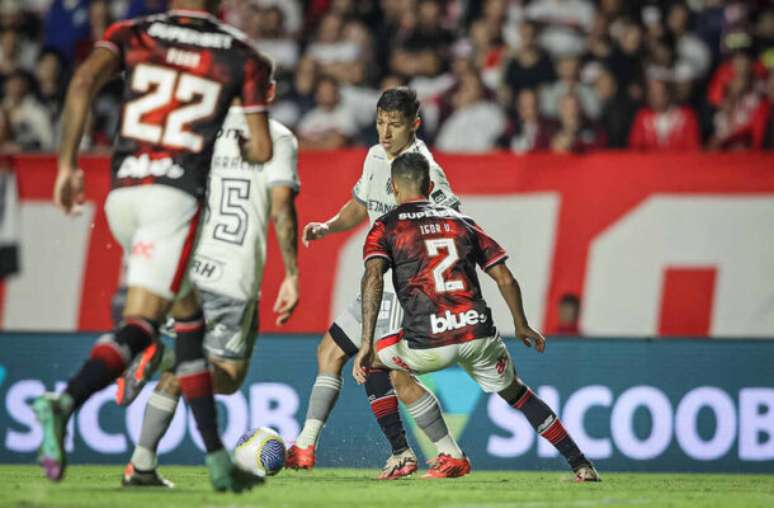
[354,152,601,481]
[35,0,271,492]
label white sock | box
[295,419,324,448]
[434,435,464,459]
[131,445,157,471]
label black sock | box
[175,311,222,453]
[508,385,586,469]
[66,318,157,409]
[365,369,409,455]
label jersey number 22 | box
[122,63,222,153]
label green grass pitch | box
[1,466,772,508]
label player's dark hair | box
[559,293,581,308]
[392,152,430,196]
[376,86,420,121]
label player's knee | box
[498,378,528,406]
[211,361,247,394]
[213,377,240,395]
[116,317,160,357]
[171,290,201,321]
[156,371,181,396]
[389,371,424,403]
[317,333,348,373]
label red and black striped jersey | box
[97,9,273,198]
[364,200,508,349]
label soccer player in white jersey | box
[120,105,300,487]
[287,87,465,479]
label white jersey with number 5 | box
[353,138,460,224]
[190,109,300,302]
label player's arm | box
[429,163,461,211]
[241,53,275,163]
[302,198,368,246]
[486,263,546,353]
[270,185,299,325]
[55,47,119,213]
[353,256,389,384]
[242,112,273,163]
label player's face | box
[376,109,418,157]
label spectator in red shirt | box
[629,77,700,151]
[763,73,774,149]
[707,36,768,108]
[708,59,770,150]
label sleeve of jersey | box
[95,20,132,59]
[473,223,509,270]
[363,221,391,265]
[351,163,368,205]
[241,54,271,114]
[429,164,461,210]
[265,134,300,191]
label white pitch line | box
[447,498,652,508]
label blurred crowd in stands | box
[1,0,774,154]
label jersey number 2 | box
[425,238,464,293]
[122,63,222,153]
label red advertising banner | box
[5,151,774,336]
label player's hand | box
[53,167,85,216]
[273,274,299,326]
[516,324,546,353]
[352,346,374,384]
[302,222,330,247]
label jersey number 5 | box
[122,63,222,153]
[425,238,464,293]
[213,178,250,245]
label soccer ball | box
[234,427,286,477]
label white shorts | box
[376,333,516,393]
[105,185,201,300]
[329,288,402,356]
[200,289,258,361]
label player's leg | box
[33,188,171,481]
[365,368,417,479]
[198,288,258,395]
[498,380,599,481]
[124,357,251,487]
[362,294,416,478]
[168,288,256,492]
[287,329,348,468]
[124,370,180,487]
[290,296,414,471]
[125,290,256,487]
[459,335,600,482]
[289,295,361,468]
[34,286,165,481]
[377,336,470,479]
[123,186,256,491]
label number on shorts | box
[122,63,222,153]
[213,178,250,245]
[424,238,464,293]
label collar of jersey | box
[401,198,430,206]
[384,138,423,161]
[169,9,218,21]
